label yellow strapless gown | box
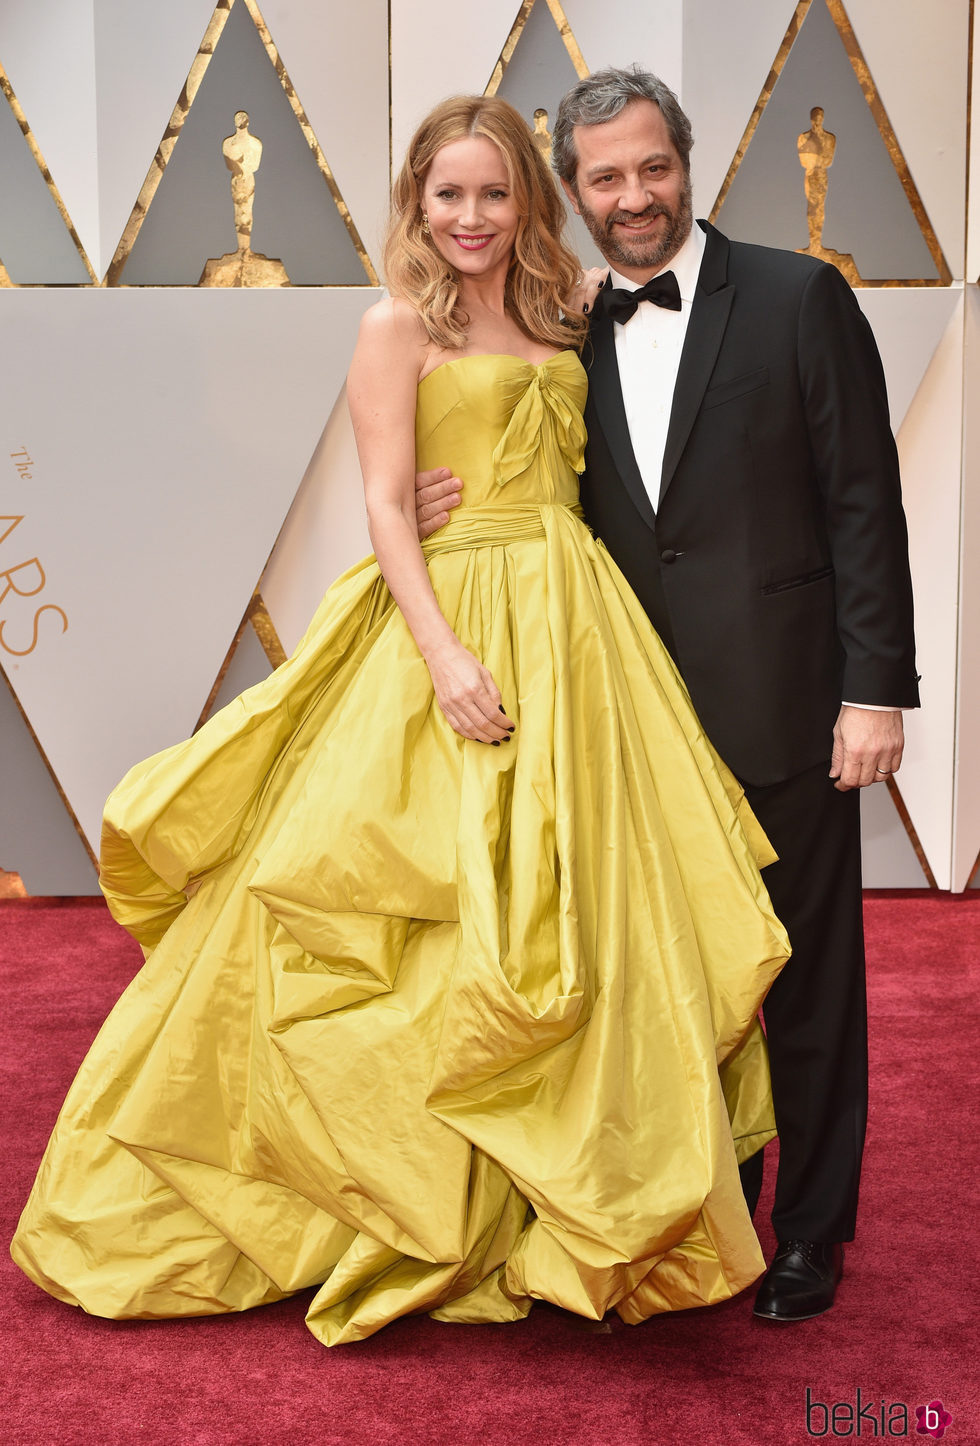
[12,353,789,1345]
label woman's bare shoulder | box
[357,295,428,351]
[349,297,429,406]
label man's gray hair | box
[551,66,694,184]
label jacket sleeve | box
[797,262,920,708]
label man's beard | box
[575,179,693,272]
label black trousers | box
[739,761,867,1243]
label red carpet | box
[2,894,977,1445]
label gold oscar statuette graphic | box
[795,106,861,284]
[199,110,290,287]
[0,256,14,287]
[0,866,28,898]
[532,108,552,166]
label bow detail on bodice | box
[490,355,587,489]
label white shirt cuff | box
[841,702,905,712]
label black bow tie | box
[603,271,682,324]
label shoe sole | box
[752,1303,835,1322]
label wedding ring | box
[875,767,892,775]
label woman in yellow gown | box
[11,97,788,1347]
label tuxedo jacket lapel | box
[587,303,658,532]
[659,222,734,506]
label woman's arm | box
[347,301,514,744]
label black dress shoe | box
[753,1240,843,1321]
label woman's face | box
[421,136,520,282]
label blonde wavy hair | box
[384,95,587,352]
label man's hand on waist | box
[415,467,462,541]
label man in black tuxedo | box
[417,67,918,1321]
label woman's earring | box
[420,214,430,235]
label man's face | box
[562,99,692,280]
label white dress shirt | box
[609,222,706,513]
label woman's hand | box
[565,266,608,317]
[425,638,515,743]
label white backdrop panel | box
[845,0,968,280]
[261,383,373,655]
[563,0,681,84]
[855,288,963,435]
[970,6,980,283]
[1,286,375,848]
[0,0,100,274]
[892,299,966,888]
[1,0,973,893]
[860,779,930,889]
[391,0,519,168]
[953,289,980,889]
[0,669,99,893]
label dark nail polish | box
[499,706,506,714]
[491,740,500,747]
[582,301,590,314]
[507,726,515,733]
[502,736,511,743]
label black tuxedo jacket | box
[580,221,919,787]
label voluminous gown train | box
[12,351,789,1346]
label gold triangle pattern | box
[105,0,377,287]
[485,0,589,95]
[709,0,952,287]
[0,60,99,286]
[194,587,285,732]
[0,661,99,870]
[248,591,287,667]
[884,777,938,889]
